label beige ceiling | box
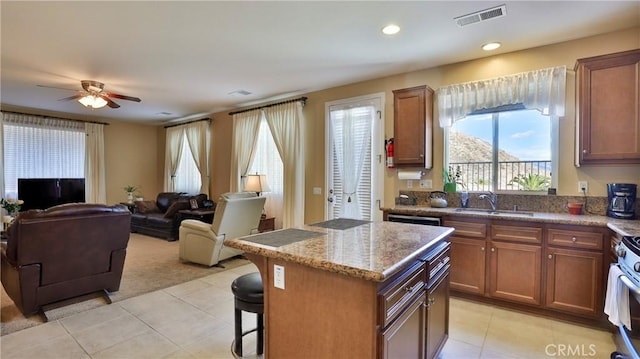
[1,1,639,125]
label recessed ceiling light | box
[382,24,400,35]
[482,42,501,51]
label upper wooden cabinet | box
[575,49,640,165]
[393,85,434,168]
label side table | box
[258,217,275,232]
[179,209,215,224]
[119,202,137,213]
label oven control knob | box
[615,244,626,258]
[634,262,640,272]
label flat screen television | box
[18,178,86,211]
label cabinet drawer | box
[547,228,603,250]
[446,220,487,239]
[427,245,450,283]
[379,262,426,328]
[492,224,542,244]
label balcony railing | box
[449,160,552,192]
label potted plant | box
[443,165,464,193]
[123,185,138,203]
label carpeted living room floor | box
[1,233,249,336]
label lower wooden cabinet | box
[426,271,450,359]
[450,236,486,294]
[545,245,603,317]
[446,215,607,323]
[488,241,542,305]
[380,294,427,359]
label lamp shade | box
[244,174,271,194]
[78,95,108,109]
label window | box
[248,117,283,227]
[173,135,201,194]
[3,120,85,197]
[445,108,557,192]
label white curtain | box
[84,122,106,203]
[330,106,373,219]
[164,126,185,191]
[438,66,566,127]
[264,102,305,228]
[230,111,262,192]
[184,121,210,195]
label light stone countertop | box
[225,221,454,282]
[384,205,640,237]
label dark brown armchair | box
[1,203,131,318]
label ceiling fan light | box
[92,96,108,108]
[482,42,501,51]
[78,94,108,109]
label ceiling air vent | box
[454,4,507,27]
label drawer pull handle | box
[404,283,422,293]
[572,237,577,242]
[481,247,485,251]
[491,248,495,252]
[548,254,553,259]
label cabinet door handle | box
[548,254,553,259]
[480,247,485,251]
[491,248,495,252]
[582,149,587,154]
[571,237,577,242]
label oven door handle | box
[615,265,640,359]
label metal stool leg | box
[234,306,243,356]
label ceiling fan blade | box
[58,94,84,101]
[105,92,141,102]
[102,96,121,109]
[37,84,79,92]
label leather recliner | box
[130,192,209,241]
[179,192,265,266]
[1,203,131,318]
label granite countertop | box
[384,205,640,236]
[225,220,454,282]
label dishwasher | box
[386,213,442,226]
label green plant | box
[508,174,550,191]
[443,165,465,188]
[1,197,24,214]
[123,185,138,193]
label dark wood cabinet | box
[426,271,449,359]
[576,49,640,165]
[544,225,605,318]
[378,241,450,359]
[488,241,542,306]
[449,236,486,294]
[392,85,433,168]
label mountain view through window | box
[447,109,554,192]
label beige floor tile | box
[73,313,154,355]
[118,290,186,316]
[154,313,225,347]
[0,320,69,356]
[2,333,90,359]
[203,297,236,325]
[163,278,216,298]
[449,300,491,346]
[201,270,249,291]
[439,338,482,358]
[179,285,235,311]
[60,303,131,335]
[484,312,555,359]
[133,299,207,329]
[91,331,180,359]
[480,347,525,358]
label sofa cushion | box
[156,192,182,213]
[136,200,160,214]
[164,200,190,219]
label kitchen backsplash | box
[396,190,638,216]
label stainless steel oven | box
[611,236,640,359]
[386,213,441,226]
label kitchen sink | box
[454,208,535,217]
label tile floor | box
[1,262,617,359]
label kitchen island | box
[225,219,454,359]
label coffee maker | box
[607,183,637,219]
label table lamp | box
[244,173,271,196]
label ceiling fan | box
[38,80,141,109]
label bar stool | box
[231,272,264,357]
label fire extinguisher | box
[386,138,395,168]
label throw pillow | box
[163,200,190,218]
[136,200,160,214]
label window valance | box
[437,66,566,127]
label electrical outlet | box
[578,181,588,193]
[274,264,285,289]
[407,180,413,188]
[420,179,433,189]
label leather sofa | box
[1,203,131,318]
[130,192,209,241]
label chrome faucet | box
[479,191,498,211]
